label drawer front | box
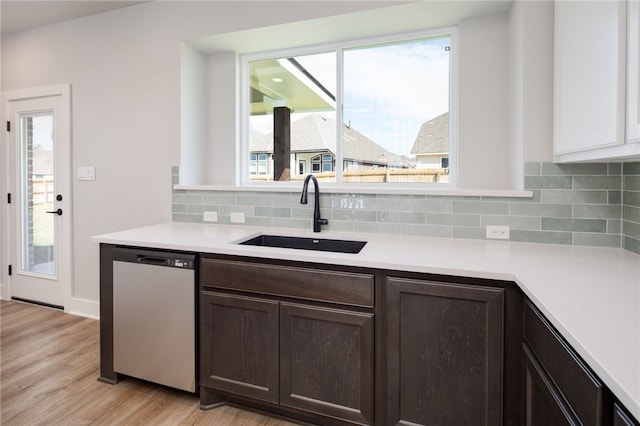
[523,344,579,426]
[201,258,374,308]
[524,301,605,426]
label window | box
[311,154,334,173]
[243,29,455,186]
[249,153,271,176]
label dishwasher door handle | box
[137,256,167,265]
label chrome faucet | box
[300,174,328,232]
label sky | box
[342,36,450,156]
[250,35,451,157]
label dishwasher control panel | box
[113,246,196,270]
[169,258,194,268]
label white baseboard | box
[0,286,100,319]
[0,282,8,300]
[64,297,100,320]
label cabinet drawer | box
[524,301,606,425]
[201,258,374,308]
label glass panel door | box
[8,85,70,309]
[19,112,56,277]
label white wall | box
[508,0,555,189]
[520,1,554,163]
[509,1,525,190]
[458,2,553,189]
[206,52,238,185]
[180,43,208,185]
[1,1,396,315]
[458,14,511,189]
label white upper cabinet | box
[554,1,640,162]
[628,0,640,144]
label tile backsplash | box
[172,161,640,255]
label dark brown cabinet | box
[614,403,640,426]
[199,256,375,425]
[523,344,578,425]
[386,276,505,426]
[524,300,609,426]
[200,291,279,403]
[279,302,374,424]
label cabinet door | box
[523,344,579,426]
[554,1,627,160]
[280,302,374,425]
[614,403,640,426]
[386,277,504,426]
[524,301,606,425]
[628,0,640,144]
[200,291,279,403]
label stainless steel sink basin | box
[239,235,367,254]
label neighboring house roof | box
[344,120,408,167]
[251,113,409,167]
[410,112,449,155]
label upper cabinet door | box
[628,0,640,144]
[553,1,640,162]
[554,1,626,156]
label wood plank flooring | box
[0,300,298,425]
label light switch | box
[77,166,96,181]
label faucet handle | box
[318,218,328,226]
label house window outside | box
[244,29,455,186]
[311,154,334,173]
[249,153,271,176]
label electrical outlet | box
[203,211,218,222]
[486,225,510,240]
[230,212,245,223]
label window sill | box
[173,184,534,198]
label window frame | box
[239,27,458,189]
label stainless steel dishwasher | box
[112,247,197,393]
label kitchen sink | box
[239,234,367,254]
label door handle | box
[46,208,63,216]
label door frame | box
[1,84,72,308]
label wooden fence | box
[31,176,55,204]
[250,168,449,183]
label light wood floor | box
[0,300,298,425]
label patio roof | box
[250,58,335,115]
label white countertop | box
[93,222,640,420]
